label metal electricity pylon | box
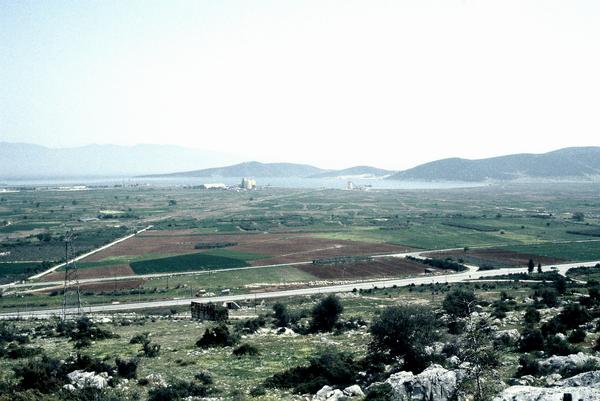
[62,231,82,319]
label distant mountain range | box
[0,142,242,178]
[141,162,394,179]
[1,142,599,182]
[141,161,324,178]
[387,147,600,182]
[310,166,394,179]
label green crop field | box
[129,253,251,274]
[505,240,600,262]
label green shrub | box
[369,305,441,372]
[129,332,150,344]
[249,385,267,397]
[196,324,238,348]
[568,329,587,344]
[115,358,139,379]
[232,343,259,357]
[264,350,358,394]
[516,354,540,377]
[309,295,343,333]
[194,371,213,385]
[364,383,394,401]
[519,328,544,352]
[273,303,290,328]
[443,288,477,318]
[142,341,161,357]
[148,380,212,401]
[235,316,266,334]
[544,335,579,356]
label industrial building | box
[240,178,256,190]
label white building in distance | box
[240,178,256,190]
[201,183,227,189]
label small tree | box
[555,277,567,295]
[537,263,542,274]
[527,259,535,274]
[309,295,343,333]
[443,288,477,318]
[273,303,290,328]
[369,305,441,372]
[456,315,501,401]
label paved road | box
[2,259,598,319]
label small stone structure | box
[191,302,228,321]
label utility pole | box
[62,231,82,320]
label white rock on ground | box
[145,373,167,388]
[555,370,600,388]
[492,385,600,401]
[384,364,462,401]
[67,370,109,389]
[314,386,334,401]
[539,353,600,374]
[343,385,365,397]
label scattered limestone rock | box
[145,373,167,388]
[556,370,600,388]
[539,353,600,374]
[544,373,562,386]
[495,329,520,343]
[67,370,109,389]
[343,385,364,397]
[314,386,334,401]
[492,385,600,401]
[384,364,462,401]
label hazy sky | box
[1,0,599,169]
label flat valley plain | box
[2,182,600,400]
[1,183,600,311]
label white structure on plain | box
[200,183,226,189]
[347,181,354,190]
[240,178,257,190]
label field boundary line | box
[26,225,154,281]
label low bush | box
[147,380,213,401]
[142,341,161,357]
[364,383,394,401]
[196,324,238,348]
[568,329,587,344]
[232,343,259,357]
[516,354,540,377]
[264,350,358,394]
[194,372,213,385]
[115,358,139,379]
[235,316,266,335]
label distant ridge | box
[0,142,241,178]
[388,147,600,182]
[140,161,325,178]
[310,166,395,179]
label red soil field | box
[81,231,413,267]
[41,264,134,282]
[423,248,564,267]
[78,278,144,292]
[297,257,429,279]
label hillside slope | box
[388,147,600,182]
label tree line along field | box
[1,182,599,310]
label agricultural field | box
[0,182,599,312]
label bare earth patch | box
[297,257,428,279]
[423,248,564,267]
